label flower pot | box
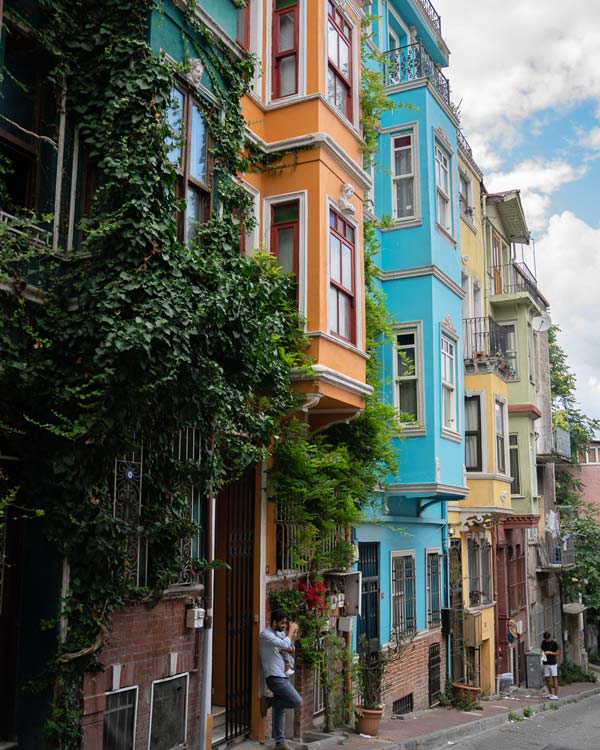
[451,682,481,702]
[355,706,384,736]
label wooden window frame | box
[328,207,356,344]
[395,328,420,423]
[509,433,521,494]
[236,1,251,49]
[327,1,353,120]
[495,399,507,474]
[465,395,482,471]
[441,334,456,432]
[272,0,299,100]
[270,200,300,304]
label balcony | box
[383,42,450,105]
[457,129,483,180]
[463,316,508,361]
[489,261,548,312]
[414,0,442,35]
[536,534,575,571]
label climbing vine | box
[1,1,307,747]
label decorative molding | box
[379,264,464,298]
[385,482,470,498]
[306,330,370,359]
[508,403,543,419]
[441,315,458,336]
[339,183,356,215]
[290,364,374,397]
[187,58,204,89]
[434,126,453,153]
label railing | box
[463,316,508,360]
[0,210,52,248]
[414,0,442,35]
[383,42,450,105]
[468,575,491,607]
[537,534,575,569]
[456,129,473,160]
[489,261,548,311]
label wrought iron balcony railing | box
[536,534,575,570]
[489,261,548,311]
[414,0,442,35]
[383,42,450,105]
[463,316,508,360]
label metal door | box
[428,643,441,706]
[358,542,380,649]
[449,540,464,683]
[223,468,255,743]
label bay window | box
[327,1,352,119]
[328,208,356,343]
[272,0,299,99]
[392,131,416,220]
[441,335,456,431]
[465,395,482,471]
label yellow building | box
[447,134,513,696]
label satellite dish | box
[532,314,552,332]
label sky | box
[434,0,600,421]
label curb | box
[379,685,600,750]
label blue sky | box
[434,0,600,420]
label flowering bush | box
[298,580,327,611]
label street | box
[433,694,600,750]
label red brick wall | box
[381,631,446,715]
[82,596,203,749]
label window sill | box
[399,423,426,437]
[436,223,457,247]
[381,218,422,231]
[442,427,462,443]
[460,213,478,234]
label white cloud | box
[486,160,587,232]
[536,212,600,419]
[578,126,600,150]
[435,0,600,152]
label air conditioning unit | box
[463,610,482,647]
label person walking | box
[259,609,303,750]
[541,630,560,699]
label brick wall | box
[381,631,446,715]
[82,596,203,750]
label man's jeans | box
[265,676,302,745]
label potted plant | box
[354,639,387,736]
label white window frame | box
[390,549,417,636]
[393,321,425,434]
[266,0,307,107]
[103,685,139,750]
[324,1,359,126]
[435,143,451,235]
[148,673,190,750]
[499,320,519,379]
[441,332,458,437]
[425,547,442,629]
[264,191,308,323]
[509,433,521,495]
[495,396,509,475]
[458,168,474,226]
[464,389,486,473]
[391,126,418,222]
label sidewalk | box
[235,681,600,750]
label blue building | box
[356,0,468,713]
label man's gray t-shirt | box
[259,627,292,678]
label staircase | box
[0,742,18,749]
[211,705,226,747]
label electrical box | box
[338,616,353,633]
[441,607,454,636]
[463,610,482,647]
[326,571,362,616]
[525,649,544,689]
[185,607,205,629]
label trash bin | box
[526,649,544,689]
[498,672,513,694]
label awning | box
[562,602,586,615]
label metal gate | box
[223,468,255,743]
[449,540,464,683]
[428,643,441,706]
[358,542,380,648]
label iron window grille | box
[392,694,414,716]
[103,687,138,750]
[391,552,416,635]
[426,552,442,627]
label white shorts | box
[543,664,558,678]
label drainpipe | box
[442,505,452,685]
[52,78,67,251]
[524,528,532,651]
[199,432,216,750]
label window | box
[236,1,251,49]
[103,688,137,750]
[495,399,506,474]
[327,1,352,118]
[391,552,416,634]
[467,536,492,607]
[499,322,518,377]
[392,132,416,220]
[271,201,299,302]
[465,396,482,471]
[441,335,456,431]
[272,0,299,99]
[328,208,355,342]
[426,551,441,627]
[166,88,211,245]
[459,171,473,222]
[435,144,451,233]
[509,434,521,494]
[396,329,420,422]
[150,675,188,750]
